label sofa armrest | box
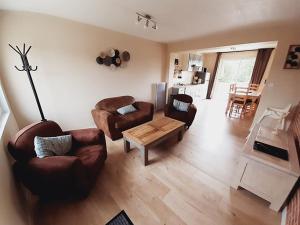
[64,128,106,147]
[164,103,173,117]
[134,101,154,116]
[188,104,197,114]
[187,104,197,126]
[91,109,115,135]
[15,156,88,195]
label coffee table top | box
[122,116,185,146]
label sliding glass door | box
[213,51,257,100]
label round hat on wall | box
[122,51,130,62]
[96,56,103,64]
[113,56,122,67]
[109,48,115,57]
[96,49,130,69]
[103,56,112,66]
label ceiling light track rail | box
[136,12,157,30]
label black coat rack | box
[9,43,46,121]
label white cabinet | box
[176,53,203,71]
[231,126,300,212]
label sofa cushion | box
[95,96,135,113]
[34,135,72,158]
[173,99,190,112]
[117,104,137,115]
[115,110,149,130]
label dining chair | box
[234,86,249,95]
[226,84,248,116]
[248,84,259,93]
[229,95,248,118]
[245,83,260,112]
[229,83,236,93]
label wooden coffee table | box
[122,116,185,166]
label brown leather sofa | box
[8,120,107,198]
[164,94,197,128]
[92,96,154,140]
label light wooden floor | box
[32,99,281,225]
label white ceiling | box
[0,0,299,43]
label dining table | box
[225,91,261,114]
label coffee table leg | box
[124,139,130,153]
[140,147,148,166]
[178,128,184,141]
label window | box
[188,53,202,71]
[0,81,11,138]
[216,51,257,85]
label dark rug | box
[105,210,134,225]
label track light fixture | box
[136,13,157,30]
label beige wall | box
[168,24,300,122]
[0,11,166,130]
[0,112,29,225]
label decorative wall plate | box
[103,56,112,66]
[122,51,130,62]
[96,49,130,68]
[284,45,300,69]
[96,56,103,64]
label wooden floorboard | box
[32,99,281,225]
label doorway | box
[166,41,277,190]
[212,51,257,108]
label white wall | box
[0,11,166,130]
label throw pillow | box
[117,104,137,115]
[34,135,72,158]
[173,99,190,112]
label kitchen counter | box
[172,83,208,99]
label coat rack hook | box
[9,44,21,55]
[31,66,38,71]
[16,46,22,54]
[23,43,25,54]
[25,46,32,55]
[14,66,24,71]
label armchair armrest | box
[27,156,81,175]
[134,101,154,116]
[188,103,197,112]
[64,128,106,147]
[91,109,115,137]
[16,156,88,195]
[164,103,173,117]
[187,104,197,126]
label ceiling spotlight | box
[135,12,157,30]
[135,15,142,24]
[144,20,149,29]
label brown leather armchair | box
[8,121,107,198]
[92,96,154,140]
[164,94,197,128]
